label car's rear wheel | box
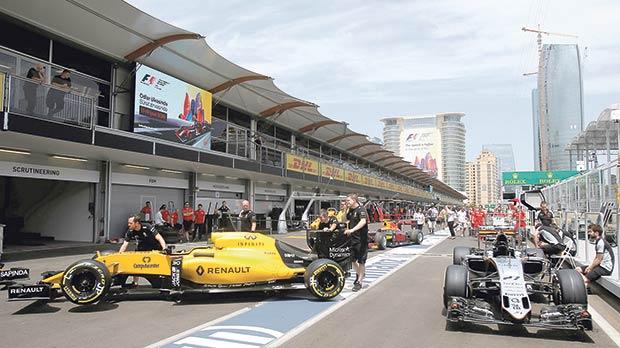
[61,260,111,305]
[553,269,587,305]
[375,233,387,250]
[304,259,345,300]
[453,246,471,265]
[443,265,468,308]
[411,230,423,244]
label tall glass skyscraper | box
[482,144,516,173]
[534,44,584,170]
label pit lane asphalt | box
[1,230,619,348]
[282,235,620,348]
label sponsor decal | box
[244,234,258,240]
[0,268,30,280]
[133,255,160,269]
[237,241,265,247]
[207,266,250,274]
[171,258,182,287]
[9,285,47,295]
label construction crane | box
[522,25,578,171]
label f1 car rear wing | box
[277,192,364,234]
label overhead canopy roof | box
[566,105,620,151]
[0,0,465,200]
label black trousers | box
[195,223,206,239]
[447,221,455,237]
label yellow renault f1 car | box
[5,231,351,305]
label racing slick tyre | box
[452,247,471,265]
[374,232,387,250]
[304,259,346,300]
[443,265,468,308]
[525,248,545,259]
[554,269,587,305]
[411,230,424,245]
[60,259,111,305]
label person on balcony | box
[24,63,45,114]
[46,69,71,116]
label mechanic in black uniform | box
[317,209,338,231]
[537,201,555,227]
[344,193,368,292]
[119,215,167,286]
[239,200,257,232]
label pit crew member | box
[345,193,368,292]
[578,224,615,288]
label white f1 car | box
[442,190,592,331]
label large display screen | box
[134,65,212,149]
[401,127,442,178]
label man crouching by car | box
[119,215,167,287]
[578,224,615,289]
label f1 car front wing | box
[446,297,592,331]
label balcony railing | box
[7,74,96,128]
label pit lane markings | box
[588,305,620,347]
[150,231,449,348]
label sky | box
[127,0,620,171]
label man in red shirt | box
[140,201,152,223]
[161,206,170,225]
[181,202,194,243]
[193,204,207,241]
[513,202,527,246]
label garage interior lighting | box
[160,169,182,174]
[124,164,150,170]
[51,155,87,162]
[0,148,31,155]
[225,176,238,180]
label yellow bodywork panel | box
[42,232,305,287]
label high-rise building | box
[482,144,515,173]
[533,44,584,170]
[469,150,501,207]
[380,113,466,192]
[438,113,466,192]
[465,161,477,205]
[532,88,541,171]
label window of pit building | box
[228,108,251,129]
[52,40,112,81]
[0,17,50,62]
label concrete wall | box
[109,184,183,239]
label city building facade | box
[468,150,501,207]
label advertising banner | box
[502,171,578,186]
[133,65,212,149]
[401,127,441,178]
[346,171,361,185]
[286,154,319,175]
[321,163,345,181]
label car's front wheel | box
[375,232,387,250]
[61,259,111,305]
[553,269,587,305]
[304,259,346,300]
[443,265,468,308]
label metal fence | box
[7,74,96,128]
[542,162,620,286]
